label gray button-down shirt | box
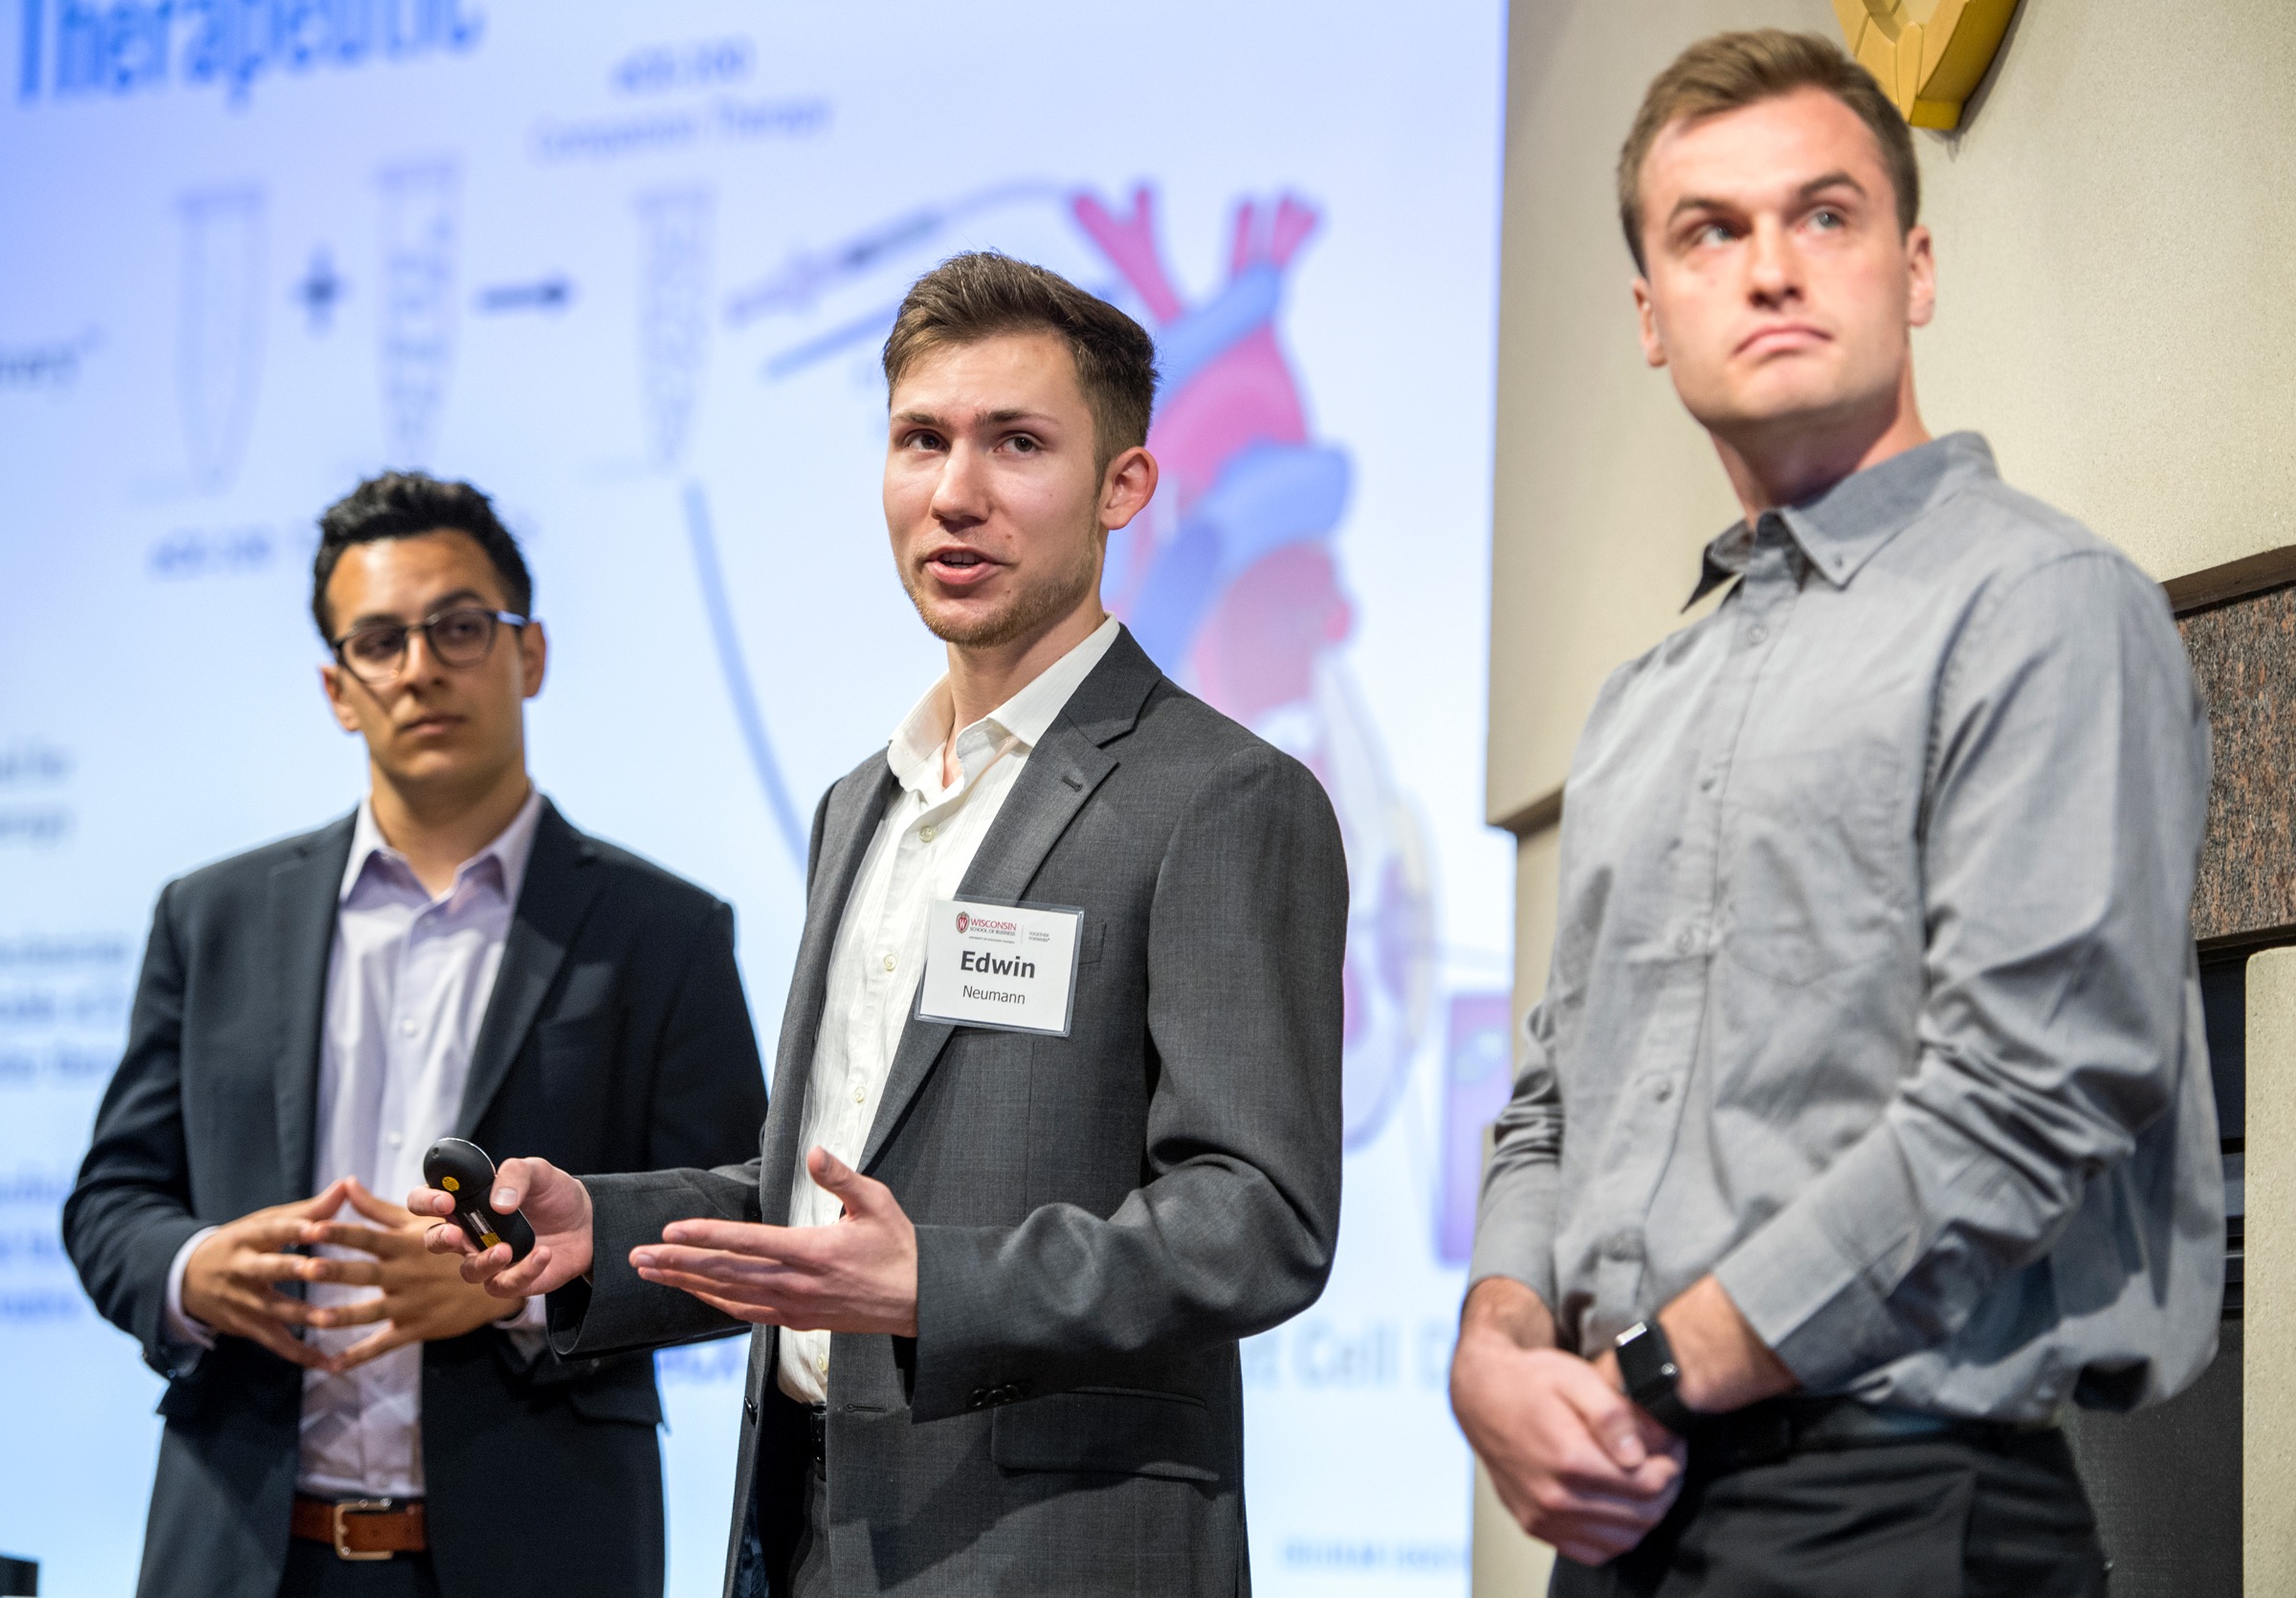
[1471,433,2224,1421]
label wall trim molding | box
[2165,544,2296,615]
[1492,787,1562,839]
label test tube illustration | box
[637,187,714,468]
[378,161,459,466]
[177,188,266,491]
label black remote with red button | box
[422,1138,537,1263]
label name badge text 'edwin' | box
[916,899,1083,1036]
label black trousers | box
[277,1541,443,1598]
[1551,1430,2108,1598]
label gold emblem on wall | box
[1832,0,2020,130]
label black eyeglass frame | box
[328,607,531,686]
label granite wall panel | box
[2181,585,2296,944]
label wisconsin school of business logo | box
[955,911,969,934]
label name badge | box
[916,898,1084,1036]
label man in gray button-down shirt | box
[1452,31,2219,1598]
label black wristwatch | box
[1614,1319,1698,1436]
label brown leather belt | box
[290,1495,428,1561]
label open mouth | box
[923,546,1000,588]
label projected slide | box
[0,5,1507,1592]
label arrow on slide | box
[475,277,574,313]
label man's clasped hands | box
[179,1176,510,1373]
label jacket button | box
[744,1397,759,1422]
[967,1388,989,1410]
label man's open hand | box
[411,1154,594,1298]
[1449,1277,1685,1565]
[630,1147,918,1335]
[179,1178,356,1367]
[300,1181,515,1373]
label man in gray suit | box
[416,252,1349,1595]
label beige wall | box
[2246,950,2296,1596]
[1478,1,2296,1588]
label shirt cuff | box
[164,1227,222,1351]
[497,1295,549,1363]
[1709,1128,1920,1392]
[494,1296,546,1330]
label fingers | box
[232,1251,320,1287]
[408,1187,458,1220]
[425,1221,479,1258]
[297,1254,386,1289]
[680,1287,784,1325]
[327,1322,413,1373]
[291,1178,356,1217]
[234,1214,332,1254]
[807,1147,885,1215]
[309,1295,389,1330]
[341,1180,414,1227]
[655,1219,814,1261]
[1556,1359,1654,1472]
[491,1157,546,1214]
[233,1315,330,1369]
[469,1242,553,1299]
[300,1221,406,1258]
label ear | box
[1632,277,1667,368]
[518,619,548,701]
[1099,445,1159,533]
[1903,224,1936,331]
[319,662,363,734]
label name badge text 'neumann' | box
[916,899,1083,1036]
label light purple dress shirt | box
[165,790,546,1498]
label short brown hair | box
[882,252,1159,474]
[1617,29,1919,274]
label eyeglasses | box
[330,607,529,687]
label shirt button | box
[1746,624,1769,646]
[386,1130,403,1148]
[1699,774,1716,792]
[816,1353,829,1377]
[399,1018,416,1037]
[852,1086,867,1104]
[1655,1081,1674,1102]
[882,953,896,972]
[920,824,937,842]
[1675,930,1695,953]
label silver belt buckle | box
[333,1498,397,1562]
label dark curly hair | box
[311,472,533,639]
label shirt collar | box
[886,614,1122,795]
[1686,432,1998,608]
[340,787,546,906]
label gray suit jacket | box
[548,628,1347,1596]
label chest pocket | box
[1718,744,1911,986]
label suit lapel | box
[454,803,605,1138]
[756,761,899,1223]
[270,816,357,1195]
[856,632,1159,1174]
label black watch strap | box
[1615,1319,1698,1436]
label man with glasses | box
[66,472,768,1598]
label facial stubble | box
[901,521,1103,650]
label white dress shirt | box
[777,615,1119,1406]
[164,789,546,1498]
